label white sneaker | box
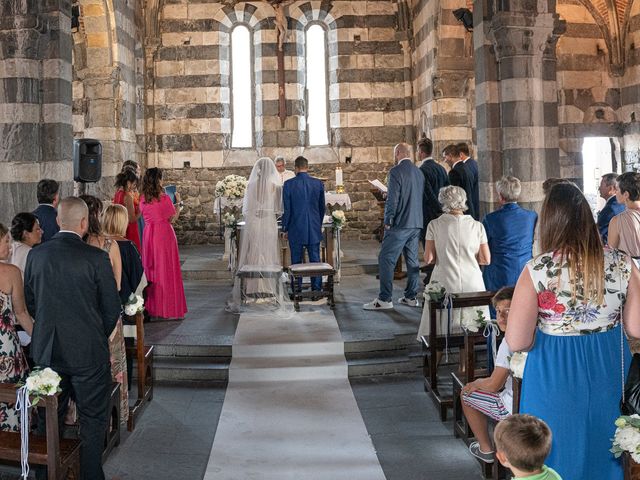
[363,298,394,310]
[398,297,420,307]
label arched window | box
[305,24,329,146]
[231,25,253,148]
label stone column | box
[0,0,73,224]
[474,3,564,213]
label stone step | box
[152,357,230,382]
[348,355,418,377]
[229,354,348,382]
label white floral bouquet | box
[424,281,447,303]
[612,415,640,463]
[215,174,248,199]
[222,212,238,228]
[509,352,528,379]
[461,309,489,333]
[24,368,62,405]
[124,294,144,316]
[332,210,346,229]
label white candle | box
[336,167,343,186]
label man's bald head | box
[57,197,89,235]
[394,143,412,164]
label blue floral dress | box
[520,247,631,480]
[0,290,29,431]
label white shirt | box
[418,156,434,167]
[279,170,296,184]
[58,230,82,238]
[9,241,31,276]
[495,339,514,413]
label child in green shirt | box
[494,414,563,479]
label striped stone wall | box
[621,0,640,170]
[0,0,74,225]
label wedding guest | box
[122,160,143,245]
[506,182,640,479]
[608,172,640,262]
[457,142,479,220]
[417,185,490,338]
[140,168,187,320]
[9,212,43,275]
[0,223,33,432]
[275,156,296,184]
[24,197,121,480]
[102,204,144,390]
[33,178,60,242]
[363,143,423,310]
[597,172,625,244]
[542,178,573,196]
[443,144,476,220]
[122,159,141,177]
[80,195,128,423]
[113,169,142,252]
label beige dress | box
[615,208,640,259]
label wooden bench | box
[422,290,495,421]
[0,383,81,480]
[288,262,336,312]
[125,311,154,432]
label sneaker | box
[398,297,420,307]
[468,442,494,463]
[363,298,394,310]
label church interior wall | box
[621,0,640,169]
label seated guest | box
[0,223,33,432]
[113,169,142,253]
[494,415,562,480]
[102,204,144,390]
[462,287,515,464]
[597,172,625,244]
[9,212,43,275]
[417,186,490,337]
[483,176,537,292]
[33,178,60,242]
[608,171,640,263]
[275,156,296,184]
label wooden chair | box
[422,290,495,421]
[0,383,81,480]
[288,263,336,312]
[103,382,121,461]
[491,378,522,480]
[126,311,155,432]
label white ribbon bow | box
[15,385,31,479]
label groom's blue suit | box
[282,171,326,290]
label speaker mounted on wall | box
[73,139,102,183]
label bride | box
[227,157,292,314]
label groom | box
[281,156,325,290]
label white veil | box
[226,157,293,314]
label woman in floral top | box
[506,183,640,480]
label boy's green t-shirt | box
[518,465,562,480]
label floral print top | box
[526,247,631,335]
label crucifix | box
[270,0,294,127]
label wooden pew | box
[0,383,81,480]
[491,378,522,480]
[422,290,495,421]
[126,311,154,432]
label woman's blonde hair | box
[540,183,604,304]
[101,204,129,237]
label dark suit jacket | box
[419,158,449,228]
[385,159,424,229]
[24,232,121,369]
[448,161,477,220]
[32,204,59,242]
[597,196,625,244]
[465,158,480,220]
[282,172,326,246]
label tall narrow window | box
[231,25,252,148]
[306,24,329,146]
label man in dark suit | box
[32,179,60,242]
[24,197,121,480]
[457,142,479,220]
[443,144,477,219]
[597,172,625,244]
[281,156,326,291]
[364,143,424,310]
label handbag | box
[620,250,640,415]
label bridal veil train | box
[226,157,293,314]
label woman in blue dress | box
[506,183,640,480]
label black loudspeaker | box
[73,139,102,182]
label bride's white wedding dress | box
[226,157,292,314]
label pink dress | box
[140,194,187,319]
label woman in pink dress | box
[113,169,142,253]
[140,168,187,319]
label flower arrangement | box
[332,210,346,229]
[612,415,640,463]
[215,174,248,199]
[23,368,62,405]
[124,294,144,316]
[424,281,447,303]
[509,352,528,379]
[461,309,489,333]
[222,212,238,229]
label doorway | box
[582,137,619,213]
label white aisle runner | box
[203,310,387,480]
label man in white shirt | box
[275,156,296,184]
